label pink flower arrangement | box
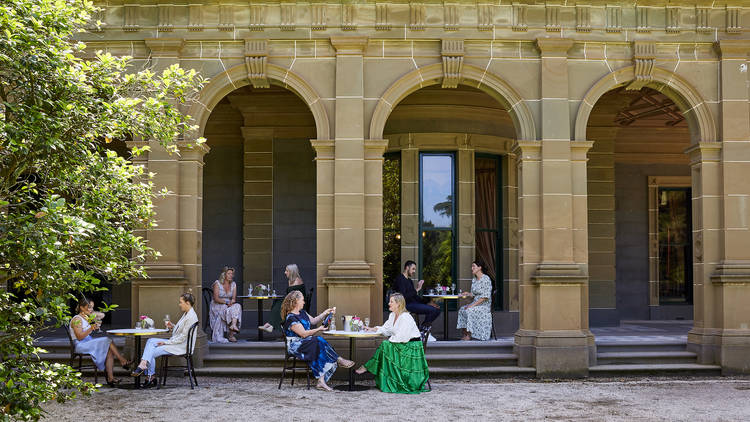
[139,315,147,320]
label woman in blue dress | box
[281,290,354,391]
[69,297,132,386]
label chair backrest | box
[186,321,199,356]
[64,323,76,354]
[304,287,314,313]
[419,326,431,352]
[201,287,212,332]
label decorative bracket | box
[245,39,270,89]
[627,42,656,91]
[441,39,464,89]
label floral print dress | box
[456,274,492,340]
[284,310,339,382]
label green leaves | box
[0,0,204,419]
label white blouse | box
[376,312,421,343]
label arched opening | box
[586,86,693,327]
[201,84,317,339]
[382,84,520,340]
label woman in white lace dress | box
[456,260,493,341]
[209,266,242,342]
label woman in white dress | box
[209,266,242,342]
[354,293,429,394]
[131,292,199,387]
[456,260,493,341]
[69,297,131,386]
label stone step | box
[428,366,535,376]
[203,354,285,367]
[595,339,687,353]
[588,363,721,377]
[194,366,536,377]
[596,351,697,365]
[208,342,285,355]
[426,353,518,367]
[424,340,515,355]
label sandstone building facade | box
[82,0,750,376]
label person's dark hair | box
[180,292,195,307]
[403,260,416,270]
[472,259,486,274]
[76,297,91,313]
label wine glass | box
[164,314,171,329]
[364,317,370,328]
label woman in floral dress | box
[456,260,493,341]
[281,290,354,391]
[209,266,242,342]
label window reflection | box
[421,155,453,228]
[658,188,692,304]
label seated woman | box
[354,293,429,394]
[209,266,241,343]
[456,260,493,341]
[131,292,199,387]
[281,290,354,391]
[259,263,306,334]
[69,297,132,387]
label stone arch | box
[369,63,537,141]
[574,66,718,144]
[188,63,331,141]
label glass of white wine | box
[164,314,171,330]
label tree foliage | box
[0,0,204,419]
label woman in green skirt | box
[355,293,429,394]
[259,264,306,334]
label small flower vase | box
[135,321,141,329]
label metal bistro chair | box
[490,289,497,340]
[202,287,212,334]
[159,321,200,389]
[278,335,311,390]
[65,323,99,384]
[304,287,314,313]
[419,325,432,392]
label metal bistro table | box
[107,328,169,389]
[323,330,383,391]
[424,294,460,340]
[238,294,283,341]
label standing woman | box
[131,292,199,387]
[281,290,354,391]
[259,264,305,334]
[456,260,493,341]
[209,266,242,343]
[69,297,132,386]
[355,293,429,394]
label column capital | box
[715,40,750,59]
[685,142,722,166]
[310,139,335,159]
[176,140,210,161]
[570,140,594,160]
[144,37,185,58]
[330,36,369,55]
[535,38,575,57]
[512,140,542,160]
[364,139,389,159]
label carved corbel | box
[441,39,464,89]
[245,40,270,89]
[627,42,656,91]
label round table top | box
[107,328,169,336]
[424,294,461,299]
[323,330,383,338]
[237,295,283,299]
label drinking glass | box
[364,318,370,328]
[164,314,171,329]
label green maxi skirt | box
[363,339,429,394]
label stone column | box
[321,35,378,323]
[514,38,593,378]
[400,147,419,267]
[688,40,750,374]
[456,146,475,294]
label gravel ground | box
[42,376,750,422]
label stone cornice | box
[330,36,368,55]
[715,40,750,59]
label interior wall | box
[202,100,244,290]
[272,139,317,312]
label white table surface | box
[107,328,169,335]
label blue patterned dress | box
[284,310,339,382]
[69,315,111,371]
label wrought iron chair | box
[278,335,311,390]
[159,321,200,389]
[490,289,497,340]
[304,287,314,313]
[201,287,212,334]
[65,323,99,384]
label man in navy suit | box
[392,260,441,329]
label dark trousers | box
[406,302,441,326]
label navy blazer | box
[393,273,429,305]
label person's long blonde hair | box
[219,266,235,284]
[281,290,304,322]
[389,292,406,314]
[285,264,301,285]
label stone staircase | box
[589,336,721,376]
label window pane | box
[422,230,453,288]
[658,188,692,303]
[475,230,498,284]
[383,230,401,292]
[383,155,401,231]
[475,157,497,230]
[421,155,453,228]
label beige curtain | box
[475,158,497,282]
